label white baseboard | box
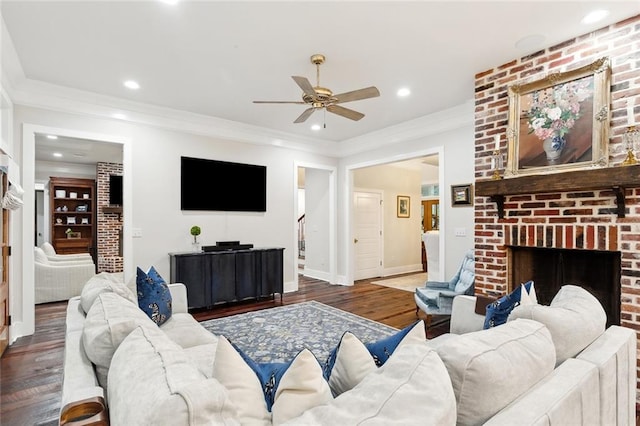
[382,263,424,277]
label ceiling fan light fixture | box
[253,53,380,124]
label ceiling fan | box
[253,54,380,124]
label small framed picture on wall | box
[451,184,473,207]
[397,195,410,218]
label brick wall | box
[474,15,640,392]
[96,162,123,273]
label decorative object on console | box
[136,266,172,326]
[190,225,201,252]
[396,195,410,218]
[505,56,611,177]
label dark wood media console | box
[169,247,284,310]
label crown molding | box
[336,100,474,157]
[2,13,471,158]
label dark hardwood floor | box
[0,273,446,426]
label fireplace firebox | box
[508,246,621,328]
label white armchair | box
[35,247,96,304]
[40,241,94,263]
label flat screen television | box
[180,156,267,212]
[109,174,123,206]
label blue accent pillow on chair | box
[136,266,172,326]
[483,280,533,329]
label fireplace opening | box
[508,246,621,327]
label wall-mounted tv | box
[180,156,267,212]
[109,174,123,206]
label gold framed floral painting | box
[504,57,611,178]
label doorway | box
[346,149,443,286]
[422,200,439,231]
[353,190,383,280]
[293,162,337,290]
[17,124,130,341]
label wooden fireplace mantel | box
[475,164,640,219]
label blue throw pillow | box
[232,340,294,411]
[483,280,533,329]
[136,266,172,326]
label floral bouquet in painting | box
[527,78,593,143]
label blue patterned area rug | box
[200,300,398,363]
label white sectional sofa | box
[59,274,637,425]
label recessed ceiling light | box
[582,9,609,25]
[123,80,140,90]
[112,113,127,120]
[311,124,321,131]
[53,152,63,158]
[47,135,58,140]
[397,88,411,97]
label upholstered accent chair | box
[40,241,93,263]
[34,247,96,304]
[415,249,475,334]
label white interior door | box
[354,191,382,280]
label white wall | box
[11,105,337,340]
[337,102,475,283]
[303,168,331,280]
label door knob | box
[354,238,358,244]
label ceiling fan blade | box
[334,86,380,104]
[294,107,316,123]
[326,104,365,121]
[253,101,307,104]
[292,76,316,98]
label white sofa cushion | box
[160,313,219,348]
[82,292,157,387]
[213,335,333,425]
[435,318,555,426]
[508,284,606,366]
[283,343,457,425]
[80,272,136,314]
[485,358,600,425]
[576,325,637,426]
[108,326,237,426]
[325,321,425,396]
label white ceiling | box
[2,1,639,147]
[34,134,123,165]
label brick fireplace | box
[473,15,640,393]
